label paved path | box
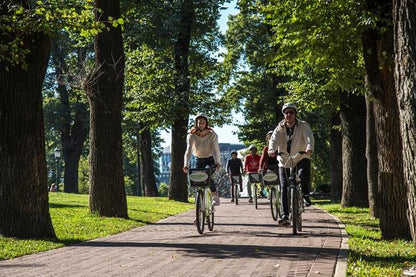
[0,198,347,277]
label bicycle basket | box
[232,175,240,184]
[249,173,261,183]
[189,168,210,187]
[263,171,278,185]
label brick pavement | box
[0,197,347,277]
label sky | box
[161,0,242,148]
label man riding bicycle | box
[226,150,243,202]
[244,144,261,203]
[268,103,315,225]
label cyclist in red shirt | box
[244,145,261,203]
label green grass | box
[314,200,416,276]
[0,193,193,260]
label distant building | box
[157,143,246,186]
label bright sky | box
[161,0,242,147]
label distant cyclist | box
[268,103,315,225]
[244,144,261,203]
[226,150,243,202]
[183,114,221,206]
[258,131,279,197]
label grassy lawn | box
[314,199,416,276]
[0,193,193,260]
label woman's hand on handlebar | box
[215,163,221,171]
[183,166,188,174]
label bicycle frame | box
[231,175,240,205]
[248,172,262,209]
[262,169,281,221]
[278,151,307,234]
[188,166,215,234]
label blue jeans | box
[279,158,311,217]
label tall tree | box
[362,0,410,239]
[85,0,127,217]
[330,112,342,202]
[365,96,380,218]
[0,1,55,238]
[169,0,194,202]
[50,38,89,193]
[340,92,368,207]
[393,0,416,244]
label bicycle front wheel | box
[254,184,258,209]
[207,208,214,231]
[291,187,298,235]
[196,190,205,234]
[270,187,279,221]
[234,183,239,205]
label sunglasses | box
[284,110,295,115]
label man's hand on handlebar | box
[183,166,188,174]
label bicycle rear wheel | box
[254,184,258,209]
[270,187,279,221]
[290,187,298,235]
[196,190,205,234]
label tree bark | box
[0,30,55,238]
[169,0,194,202]
[85,0,127,218]
[393,0,416,244]
[365,94,380,218]
[362,0,410,239]
[340,92,368,208]
[330,112,342,202]
[140,125,158,196]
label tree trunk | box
[330,112,342,202]
[393,0,416,244]
[140,125,158,196]
[85,0,127,218]
[50,40,89,193]
[169,0,194,202]
[0,30,55,238]
[136,132,142,196]
[365,94,380,218]
[340,92,368,208]
[362,1,410,239]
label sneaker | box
[304,195,312,207]
[248,197,253,203]
[404,267,416,276]
[230,198,234,203]
[212,195,220,206]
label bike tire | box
[196,190,205,234]
[297,191,303,232]
[270,187,279,221]
[291,187,298,235]
[254,184,258,209]
[234,183,239,205]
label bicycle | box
[188,165,215,234]
[277,151,307,235]
[261,169,281,221]
[230,174,241,205]
[248,172,262,209]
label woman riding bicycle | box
[226,150,243,202]
[183,114,221,206]
[244,144,261,203]
[268,103,314,225]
